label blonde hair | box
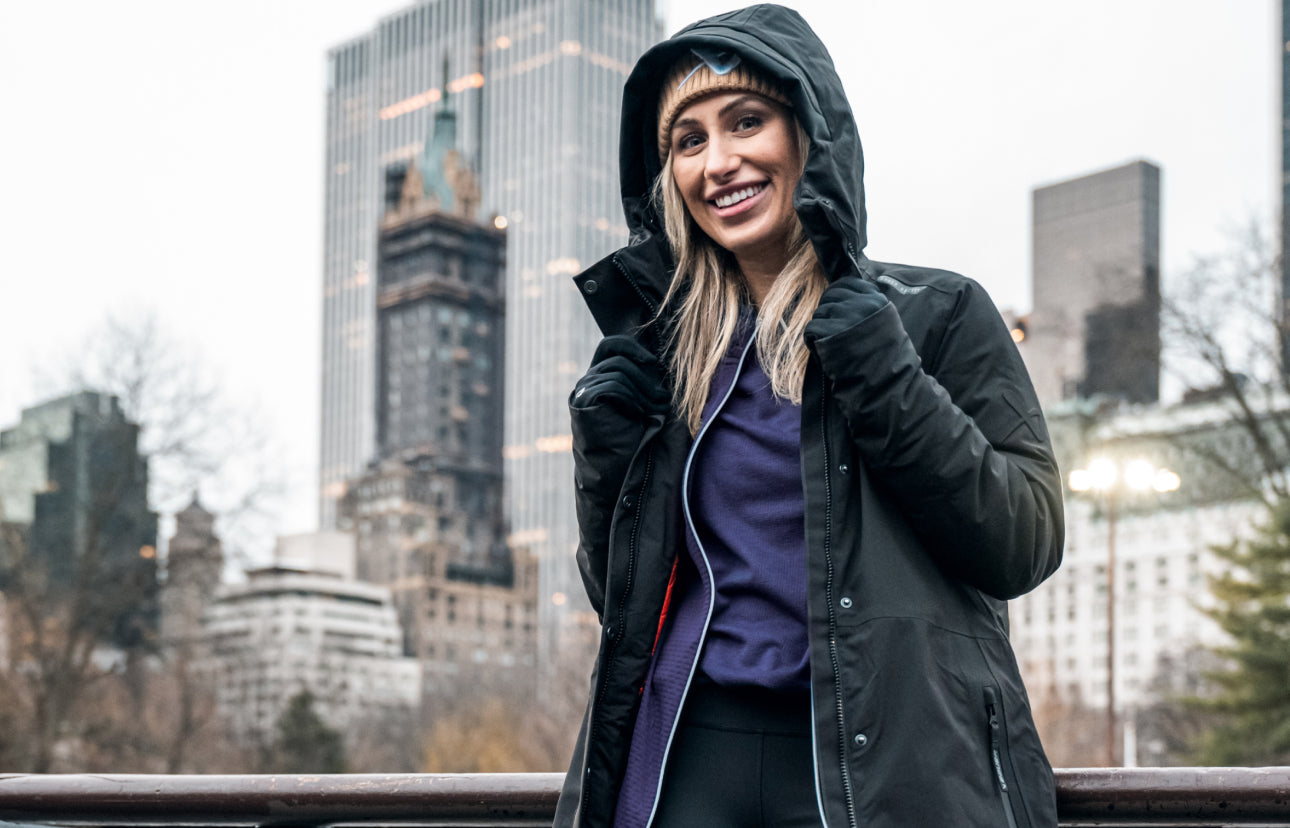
[654,121,825,434]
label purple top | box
[688,317,809,690]
[613,310,808,828]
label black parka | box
[557,6,1065,827]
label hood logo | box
[676,47,742,89]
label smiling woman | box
[558,4,1066,827]
[665,90,803,301]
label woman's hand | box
[571,335,670,416]
[570,335,670,618]
[803,275,889,347]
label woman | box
[558,5,1064,827]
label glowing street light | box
[1067,457,1180,766]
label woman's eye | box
[676,133,704,151]
[734,114,764,132]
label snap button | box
[838,463,849,475]
[854,733,867,747]
[583,279,599,294]
[622,495,633,508]
[840,596,853,609]
[605,625,613,638]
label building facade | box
[319,0,662,652]
[339,455,539,709]
[1011,398,1270,764]
[0,391,158,648]
[1023,160,1162,408]
[202,532,419,748]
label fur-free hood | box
[618,4,867,282]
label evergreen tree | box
[269,690,347,773]
[1192,501,1290,765]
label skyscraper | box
[335,106,539,708]
[1024,160,1162,408]
[320,1,662,650]
[0,391,159,648]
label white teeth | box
[714,185,763,208]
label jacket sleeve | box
[570,398,660,621]
[810,277,1064,600]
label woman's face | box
[669,91,802,277]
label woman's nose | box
[704,137,740,180]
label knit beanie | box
[656,50,791,161]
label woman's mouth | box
[709,183,768,215]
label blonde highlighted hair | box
[654,121,825,434]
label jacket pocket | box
[984,686,1021,828]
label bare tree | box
[0,422,157,772]
[35,310,285,565]
[1135,647,1226,767]
[1153,219,1290,762]
[1030,686,1111,768]
[1160,220,1288,503]
[1,311,284,770]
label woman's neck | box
[736,254,787,306]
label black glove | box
[803,275,889,345]
[571,335,670,417]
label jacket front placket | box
[616,328,758,828]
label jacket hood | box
[619,4,867,281]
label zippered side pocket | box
[984,686,1020,828]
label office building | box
[319,0,662,653]
[335,112,537,708]
[340,459,539,708]
[375,91,505,474]
[1012,397,1273,765]
[203,532,419,747]
[1024,160,1162,408]
[0,391,158,648]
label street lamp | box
[1068,457,1180,766]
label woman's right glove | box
[570,335,670,417]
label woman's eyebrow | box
[717,94,760,117]
[670,95,764,136]
[671,115,701,133]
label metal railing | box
[0,768,1287,826]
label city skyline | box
[316,0,661,649]
[0,0,1276,552]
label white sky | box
[0,0,1276,541]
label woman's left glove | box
[803,275,889,346]
[571,335,670,417]
[569,335,669,619]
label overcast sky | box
[0,0,1276,542]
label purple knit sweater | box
[613,311,808,827]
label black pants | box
[653,675,824,827]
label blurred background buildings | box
[0,0,1283,773]
[317,0,663,675]
[202,532,420,751]
[0,392,159,651]
[1023,160,1162,408]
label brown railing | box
[0,768,1287,826]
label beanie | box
[656,50,791,161]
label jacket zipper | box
[579,449,655,823]
[985,687,1020,828]
[611,254,663,351]
[817,377,858,828]
[642,332,756,828]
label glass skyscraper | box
[1024,160,1162,408]
[320,0,662,651]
